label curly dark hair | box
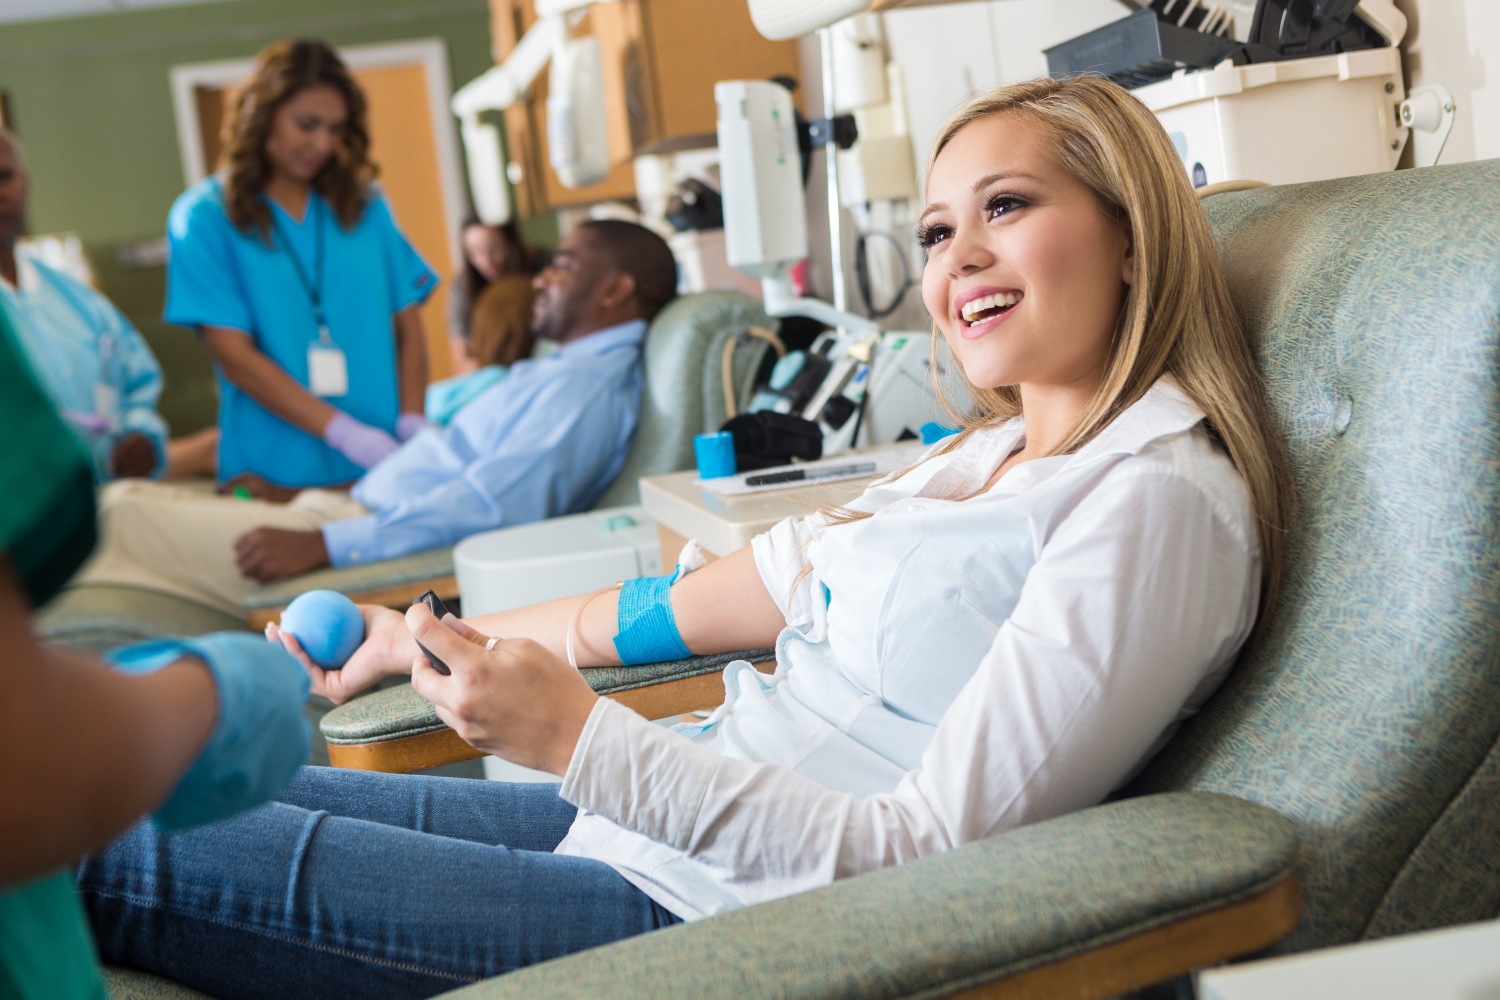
[219,39,375,237]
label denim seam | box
[84,886,475,984]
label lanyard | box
[268,195,330,343]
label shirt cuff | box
[559,698,719,851]
[320,515,380,567]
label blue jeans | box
[77,767,681,999]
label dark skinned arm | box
[218,472,355,504]
[393,305,429,416]
[0,557,217,883]
[110,432,158,478]
[234,528,330,582]
[202,326,339,438]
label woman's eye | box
[915,224,952,250]
[986,195,1028,221]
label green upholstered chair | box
[104,160,1500,998]
[234,288,776,627]
[42,290,774,642]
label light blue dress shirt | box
[321,319,647,566]
[1,254,168,481]
[165,177,436,487]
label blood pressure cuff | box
[722,411,824,471]
[107,633,311,831]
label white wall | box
[884,0,1123,181]
[1393,0,1499,164]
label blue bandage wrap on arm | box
[106,633,311,831]
[613,571,692,665]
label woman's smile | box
[954,285,1024,339]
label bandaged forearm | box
[612,573,691,664]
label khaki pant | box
[76,481,368,617]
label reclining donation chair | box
[37,290,775,652]
[106,158,1500,1000]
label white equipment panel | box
[454,505,662,618]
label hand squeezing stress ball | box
[276,589,365,669]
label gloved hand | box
[106,632,311,831]
[323,412,400,469]
[395,412,430,442]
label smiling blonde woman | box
[81,75,1291,998]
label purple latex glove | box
[323,412,400,469]
[395,412,430,442]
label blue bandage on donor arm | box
[612,573,692,666]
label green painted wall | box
[0,0,494,433]
[0,0,492,244]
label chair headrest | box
[592,290,774,509]
[1132,159,1500,950]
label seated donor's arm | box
[293,461,1251,890]
[0,557,309,883]
[103,300,169,479]
[287,545,782,706]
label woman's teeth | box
[960,291,1022,326]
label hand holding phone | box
[413,590,453,675]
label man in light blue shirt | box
[77,220,678,612]
[0,130,168,481]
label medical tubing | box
[854,230,912,320]
[721,326,787,419]
[568,585,618,670]
[612,574,692,665]
[105,633,311,831]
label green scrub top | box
[0,293,107,1000]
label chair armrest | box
[436,792,1301,1000]
[321,650,773,772]
[240,547,457,629]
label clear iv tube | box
[819,26,847,315]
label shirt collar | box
[1069,376,1206,462]
[888,376,1206,502]
[4,252,40,294]
[551,319,648,360]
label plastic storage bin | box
[1136,46,1408,188]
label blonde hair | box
[868,76,1289,611]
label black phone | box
[412,589,452,675]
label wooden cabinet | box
[488,0,802,215]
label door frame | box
[168,38,466,264]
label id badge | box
[93,382,121,432]
[308,343,349,397]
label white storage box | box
[454,505,662,618]
[1136,46,1408,188]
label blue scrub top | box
[165,177,437,486]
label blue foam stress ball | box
[279,590,365,670]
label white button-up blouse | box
[554,378,1261,920]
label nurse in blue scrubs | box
[165,39,436,490]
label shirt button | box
[348,549,361,560]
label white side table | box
[639,470,868,563]
[1197,919,1500,999]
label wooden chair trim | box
[247,575,460,630]
[949,874,1302,1000]
[327,665,754,773]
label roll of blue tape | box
[694,430,738,479]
